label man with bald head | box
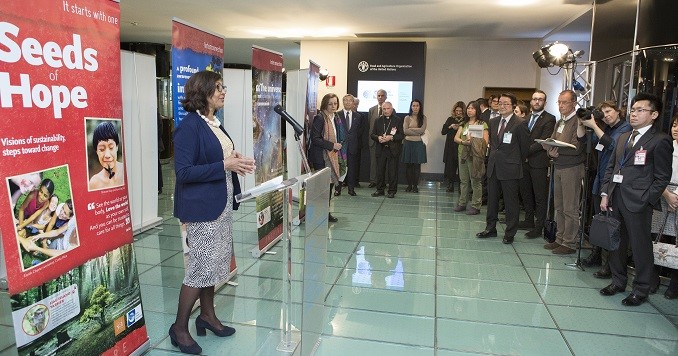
[368,89,387,188]
[370,101,403,198]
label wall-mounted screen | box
[357,80,413,114]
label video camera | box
[576,106,604,121]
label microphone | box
[274,104,304,136]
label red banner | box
[0,0,132,294]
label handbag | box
[589,211,621,251]
[653,212,678,269]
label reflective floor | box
[2,160,677,355]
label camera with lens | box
[576,106,604,121]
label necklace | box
[197,110,220,127]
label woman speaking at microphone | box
[170,70,255,354]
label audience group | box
[309,89,677,304]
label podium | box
[237,168,330,355]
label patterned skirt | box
[183,174,234,288]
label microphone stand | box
[566,127,592,271]
[294,129,312,175]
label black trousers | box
[609,190,654,297]
[519,164,548,228]
[346,152,360,189]
[486,171,520,237]
[405,163,421,187]
[376,148,399,194]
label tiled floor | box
[2,161,677,355]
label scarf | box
[323,112,340,178]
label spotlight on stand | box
[532,41,584,68]
[319,68,329,81]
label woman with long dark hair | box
[453,100,489,215]
[402,99,427,192]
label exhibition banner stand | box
[0,0,148,354]
[296,61,321,224]
[252,46,284,256]
[171,18,225,128]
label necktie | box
[626,130,639,155]
[378,106,382,117]
[498,118,507,139]
[346,111,352,129]
[528,113,538,131]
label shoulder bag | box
[654,211,678,269]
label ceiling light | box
[247,27,352,38]
[532,42,583,68]
[497,0,539,7]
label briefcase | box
[589,212,621,251]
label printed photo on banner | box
[11,244,146,356]
[7,165,79,270]
[84,118,125,191]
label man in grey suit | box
[337,94,364,196]
[599,93,672,306]
[476,93,530,244]
[519,90,556,238]
[368,89,387,188]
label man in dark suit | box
[519,90,556,238]
[599,93,672,306]
[367,89,387,188]
[477,98,491,124]
[370,101,403,198]
[337,94,364,196]
[477,93,529,243]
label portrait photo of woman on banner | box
[85,119,126,191]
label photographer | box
[580,101,631,277]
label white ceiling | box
[120,0,593,67]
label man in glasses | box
[476,93,529,244]
[599,93,672,306]
[519,90,556,238]
[542,90,586,255]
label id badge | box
[595,143,604,151]
[503,132,513,144]
[557,125,564,134]
[390,127,397,135]
[613,174,623,183]
[634,149,647,165]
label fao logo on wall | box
[358,61,369,72]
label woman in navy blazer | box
[170,71,255,354]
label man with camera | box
[542,90,586,254]
[579,102,632,277]
[599,93,672,306]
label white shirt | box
[628,124,652,147]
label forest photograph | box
[10,244,145,356]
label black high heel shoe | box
[168,325,202,355]
[195,315,236,337]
